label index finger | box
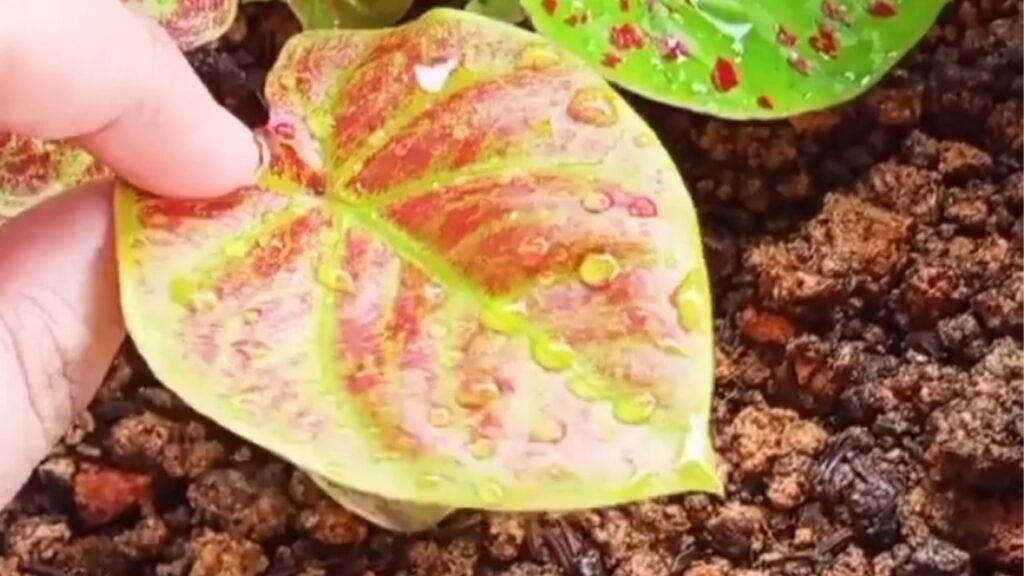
[0,0,260,198]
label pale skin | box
[0,0,261,507]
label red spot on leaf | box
[659,37,689,61]
[609,23,647,50]
[821,0,853,25]
[787,53,813,76]
[564,8,589,26]
[74,464,152,526]
[776,25,798,47]
[602,51,623,68]
[710,57,740,92]
[542,0,558,13]
[809,24,840,58]
[867,0,897,17]
[757,95,775,109]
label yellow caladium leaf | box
[113,9,720,514]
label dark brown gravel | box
[2,1,1021,575]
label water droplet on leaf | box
[515,43,560,70]
[568,373,612,400]
[517,235,550,265]
[469,437,496,459]
[529,418,566,443]
[242,307,263,325]
[578,252,621,289]
[477,480,504,503]
[171,276,218,312]
[456,380,502,409]
[613,391,658,424]
[428,406,452,428]
[530,338,575,372]
[480,301,528,334]
[581,191,613,213]
[567,87,618,127]
[413,57,459,93]
[672,272,707,332]
[316,262,354,292]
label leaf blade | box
[115,9,721,511]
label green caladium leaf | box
[0,0,239,224]
[466,0,528,24]
[284,0,415,29]
[113,8,720,514]
[519,0,948,118]
[309,474,456,532]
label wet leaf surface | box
[520,0,949,118]
[113,8,719,513]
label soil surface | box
[2,1,1022,575]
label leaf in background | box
[465,0,527,25]
[123,0,239,50]
[519,0,948,118]
[0,0,240,226]
[114,8,720,513]
[0,133,109,225]
[284,0,415,29]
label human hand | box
[0,0,260,507]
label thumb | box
[0,180,123,506]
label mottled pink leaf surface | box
[0,134,108,224]
[0,0,239,225]
[123,0,238,50]
[115,9,720,511]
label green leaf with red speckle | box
[0,0,239,226]
[284,0,415,29]
[123,0,239,50]
[520,0,948,118]
[113,8,720,515]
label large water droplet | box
[529,418,566,443]
[413,57,459,93]
[530,338,575,372]
[578,252,621,289]
[515,43,560,70]
[469,437,496,459]
[477,480,504,504]
[480,301,528,334]
[613,391,658,425]
[567,87,618,127]
[428,406,452,428]
[456,380,502,409]
[672,272,707,332]
[316,262,354,292]
[581,191,613,213]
